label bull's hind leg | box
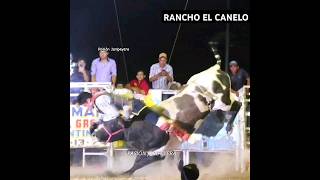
[121,154,165,176]
[178,152,184,172]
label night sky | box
[70,0,250,84]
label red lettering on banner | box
[76,119,81,128]
[83,119,89,128]
[75,119,97,129]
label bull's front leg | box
[177,152,184,171]
[121,154,165,176]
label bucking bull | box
[76,63,242,176]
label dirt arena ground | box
[70,151,250,180]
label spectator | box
[70,58,90,104]
[229,60,250,96]
[70,58,90,82]
[126,70,150,95]
[149,52,173,89]
[91,49,117,85]
[181,163,199,180]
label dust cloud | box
[70,149,250,180]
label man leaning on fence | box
[91,49,117,86]
[228,60,250,97]
[149,52,173,89]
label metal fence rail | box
[76,144,236,168]
[238,85,250,172]
[70,82,112,97]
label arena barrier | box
[70,82,113,97]
[70,83,250,173]
[70,82,178,167]
[235,85,250,173]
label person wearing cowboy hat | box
[149,52,174,90]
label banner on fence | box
[70,105,98,147]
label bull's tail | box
[216,59,221,66]
[209,45,222,66]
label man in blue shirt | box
[228,60,250,96]
[91,49,117,86]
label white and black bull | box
[87,63,241,176]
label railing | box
[238,85,250,173]
[243,85,250,148]
[70,82,113,97]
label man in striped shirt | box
[149,52,174,89]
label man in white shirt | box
[149,52,174,89]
